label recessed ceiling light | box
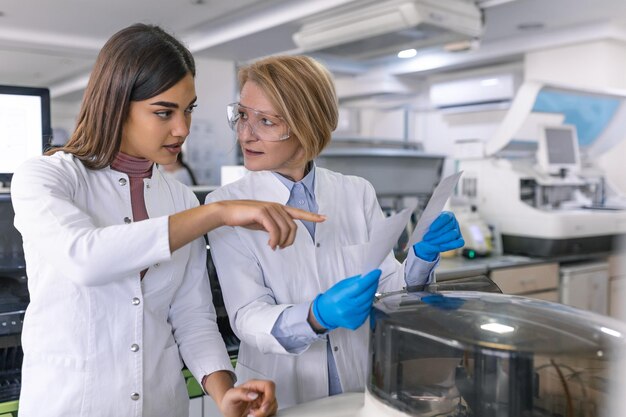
[397,48,417,59]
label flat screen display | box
[545,127,578,165]
[537,125,580,174]
[0,85,51,177]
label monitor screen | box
[0,85,51,177]
[537,125,580,174]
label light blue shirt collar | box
[272,161,316,197]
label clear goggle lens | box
[226,103,290,142]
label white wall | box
[415,107,508,176]
[185,56,238,185]
[358,108,406,140]
[412,64,523,177]
[50,100,82,145]
[524,39,626,194]
[406,41,626,188]
[525,40,626,88]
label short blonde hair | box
[238,55,338,162]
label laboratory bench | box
[437,251,626,319]
[436,251,612,281]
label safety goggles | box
[226,102,290,142]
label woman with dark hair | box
[11,24,322,417]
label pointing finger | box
[284,206,326,223]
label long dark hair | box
[49,23,195,169]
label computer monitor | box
[0,85,51,180]
[537,124,581,175]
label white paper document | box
[362,202,416,275]
[408,171,463,247]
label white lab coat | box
[206,168,407,408]
[11,152,233,417]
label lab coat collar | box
[245,171,291,204]
[247,165,328,219]
[103,163,173,220]
[103,161,161,177]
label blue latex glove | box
[413,211,464,262]
[312,269,382,331]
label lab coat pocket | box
[20,353,88,416]
[340,242,369,278]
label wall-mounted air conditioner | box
[429,73,520,109]
[292,0,483,60]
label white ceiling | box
[3,0,626,100]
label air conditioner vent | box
[319,25,460,60]
[293,0,482,60]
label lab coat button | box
[316,243,320,248]
[124,217,132,224]
[132,297,141,306]
[118,178,127,186]
[154,263,160,268]
[130,392,140,401]
[333,346,339,352]
[130,344,139,352]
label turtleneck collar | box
[111,152,153,178]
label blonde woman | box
[206,55,464,408]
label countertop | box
[436,252,612,281]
